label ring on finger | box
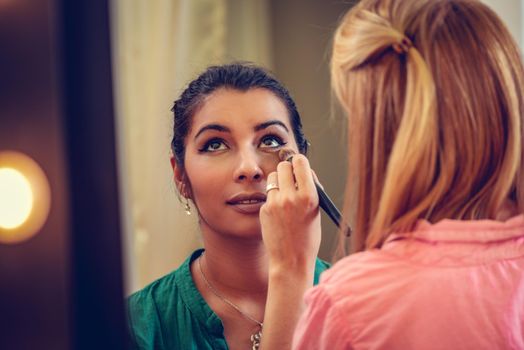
[266,182,279,192]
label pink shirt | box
[293,216,524,349]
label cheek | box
[184,158,228,203]
[289,138,300,155]
[259,154,281,175]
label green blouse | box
[127,249,330,350]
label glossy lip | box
[226,192,267,215]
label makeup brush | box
[277,148,351,236]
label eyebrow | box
[194,124,230,140]
[254,120,290,133]
[194,119,290,140]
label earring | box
[184,198,191,215]
[179,181,191,215]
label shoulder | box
[313,249,407,303]
[322,249,399,280]
[313,257,331,285]
[296,251,396,348]
[126,250,203,349]
[294,278,354,349]
[126,267,181,347]
[127,269,178,316]
[126,270,178,349]
[128,249,202,313]
[315,257,331,271]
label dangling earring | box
[179,181,191,215]
[184,198,191,215]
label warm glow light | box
[0,167,34,229]
[0,151,51,244]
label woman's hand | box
[258,154,322,350]
[260,154,321,272]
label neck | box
[199,223,269,296]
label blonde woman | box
[259,0,524,349]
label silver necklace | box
[198,252,263,349]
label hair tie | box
[392,36,413,54]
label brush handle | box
[278,149,351,235]
[315,182,352,236]
[315,182,342,227]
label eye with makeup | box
[259,134,287,149]
[198,133,287,153]
[198,138,228,153]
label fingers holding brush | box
[260,149,321,269]
[275,158,295,196]
[290,154,318,212]
[277,148,317,200]
[279,148,347,232]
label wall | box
[270,0,353,260]
[481,0,522,49]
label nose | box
[233,149,263,183]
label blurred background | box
[1,0,523,348]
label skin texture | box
[177,87,298,240]
[170,87,320,350]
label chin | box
[220,221,263,240]
[233,224,263,239]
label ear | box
[171,155,189,198]
[170,155,179,179]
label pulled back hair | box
[171,63,308,171]
[332,0,524,252]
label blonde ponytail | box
[368,40,439,247]
[332,0,524,254]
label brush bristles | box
[278,148,296,162]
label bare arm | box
[261,260,316,349]
[259,154,321,350]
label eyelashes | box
[198,138,226,153]
[260,134,287,148]
[198,134,287,153]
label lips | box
[226,192,266,214]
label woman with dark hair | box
[126,63,327,350]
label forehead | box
[190,88,291,133]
